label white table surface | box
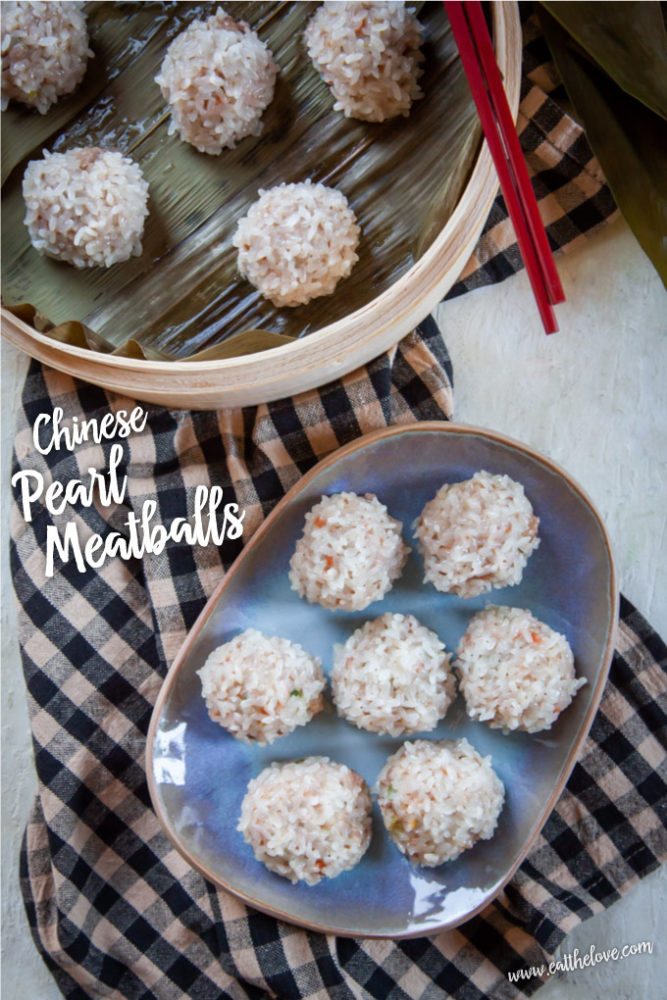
[2,217,665,997]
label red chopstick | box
[465,2,565,306]
[444,1,564,333]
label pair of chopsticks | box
[444,1,565,334]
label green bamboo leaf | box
[4,302,293,359]
[110,339,170,361]
[539,1,667,121]
[5,301,119,351]
[183,330,295,361]
[108,328,295,360]
[539,8,667,287]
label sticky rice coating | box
[233,180,360,307]
[455,605,586,733]
[304,1,424,122]
[376,738,505,866]
[288,492,409,611]
[155,7,278,154]
[414,471,540,598]
[197,628,325,745]
[238,757,372,884]
[22,147,149,268]
[332,613,455,736]
[1,1,92,114]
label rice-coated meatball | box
[238,757,372,884]
[455,605,586,733]
[2,1,92,114]
[304,1,424,122]
[155,7,278,154]
[288,492,409,611]
[233,181,360,307]
[332,612,455,735]
[197,628,325,744]
[414,471,540,598]
[22,147,149,268]
[376,738,505,866]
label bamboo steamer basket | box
[1,2,521,410]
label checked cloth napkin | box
[8,12,666,1000]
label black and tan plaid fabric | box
[9,12,665,1000]
[11,328,667,1000]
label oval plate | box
[147,423,618,938]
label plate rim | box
[0,2,522,408]
[146,420,619,938]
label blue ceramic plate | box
[147,423,617,937]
